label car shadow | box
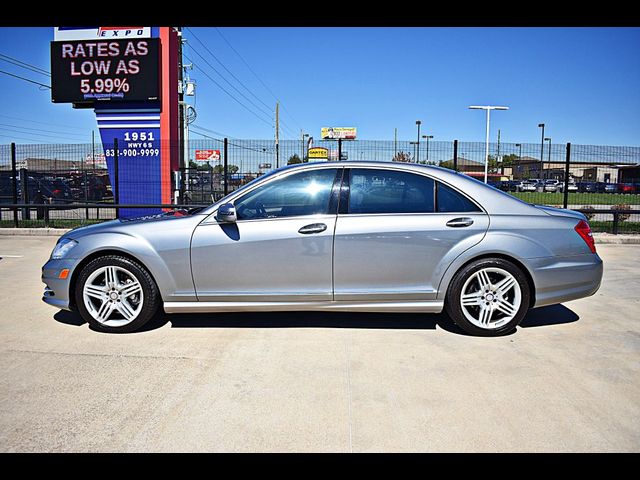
[53,304,579,336]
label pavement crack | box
[6,348,203,362]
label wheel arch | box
[441,252,536,308]
[68,249,158,311]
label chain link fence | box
[1,138,639,232]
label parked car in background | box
[604,183,620,194]
[508,180,522,192]
[577,181,605,193]
[619,183,639,194]
[42,161,603,337]
[543,180,561,192]
[518,180,538,192]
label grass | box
[510,191,640,206]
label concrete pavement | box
[0,235,638,452]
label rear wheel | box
[75,255,160,333]
[445,258,530,336]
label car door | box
[333,167,489,301]
[191,167,342,302]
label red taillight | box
[575,219,596,254]
[53,189,62,195]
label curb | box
[0,228,71,236]
[593,233,640,245]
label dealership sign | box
[50,38,160,103]
[54,27,151,41]
[195,149,221,162]
[321,127,357,140]
[308,147,329,159]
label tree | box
[211,164,239,174]
[287,154,303,165]
[392,151,413,163]
[501,153,518,167]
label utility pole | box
[275,102,280,168]
[538,123,545,178]
[300,129,304,159]
[416,120,422,163]
[469,105,509,183]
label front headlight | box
[51,238,78,259]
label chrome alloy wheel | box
[82,265,144,327]
[459,267,522,330]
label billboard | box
[50,38,160,104]
[195,149,221,162]
[321,127,357,140]
[308,147,328,159]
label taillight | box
[53,189,61,195]
[575,219,596,254]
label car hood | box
[64,211,202,240]
[535,205,586,221]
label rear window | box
[436,182,482,213]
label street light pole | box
[469,105,509,183]
[416,120,422,163]
[422,134,433,163]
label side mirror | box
[216,202,237,223]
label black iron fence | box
[1,138,639,233]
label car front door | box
[333,167,489,301]
[191,167,342,302]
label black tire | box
[445,257,531,337]
[75,255,160,333]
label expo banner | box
[195,149,221,162]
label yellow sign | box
[308,147,329,159]
[321,127,357,140]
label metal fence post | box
[19,168,29,220]
[223,137,229,196]
[453,140,458,172]
[11,143,18,227]
[114,138,119,219]
[563,142,571,209]
[338,138,343,162]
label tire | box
[75,255,160,333]
[445,257,531,337]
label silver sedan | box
[42,161,603,336]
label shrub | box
[611,204,631,222]
[581,206,596,221]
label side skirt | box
[163,300,444,314]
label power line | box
[186,44,273,119]
[190,124,236,140]
[185,28,273,113]
[0,126,83,142]
[0,53,51,77]
[183,52,273,129]
[213,27,304,132]
[0,123,89,139]
[0,133,58,144]
[0,69,51,89]
[0,114,91,133]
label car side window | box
[348,169,434,214]
[234,168,337,220]
[436,181,481,213]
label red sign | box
[195,149,220,161]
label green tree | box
[287,154,303,165]
[211,164,239,174]
[501,153,518,167]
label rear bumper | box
[530,253,603,308]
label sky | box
[0,26,639,146]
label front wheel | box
[75,255,160,333]
[445,258,531,336]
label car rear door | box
[333,167,489,301]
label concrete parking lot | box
[0,235,638,452]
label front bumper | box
[530,253,603,308]
[41,258,78,311]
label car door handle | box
[298,223,327,234]
[446,217,474,228]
